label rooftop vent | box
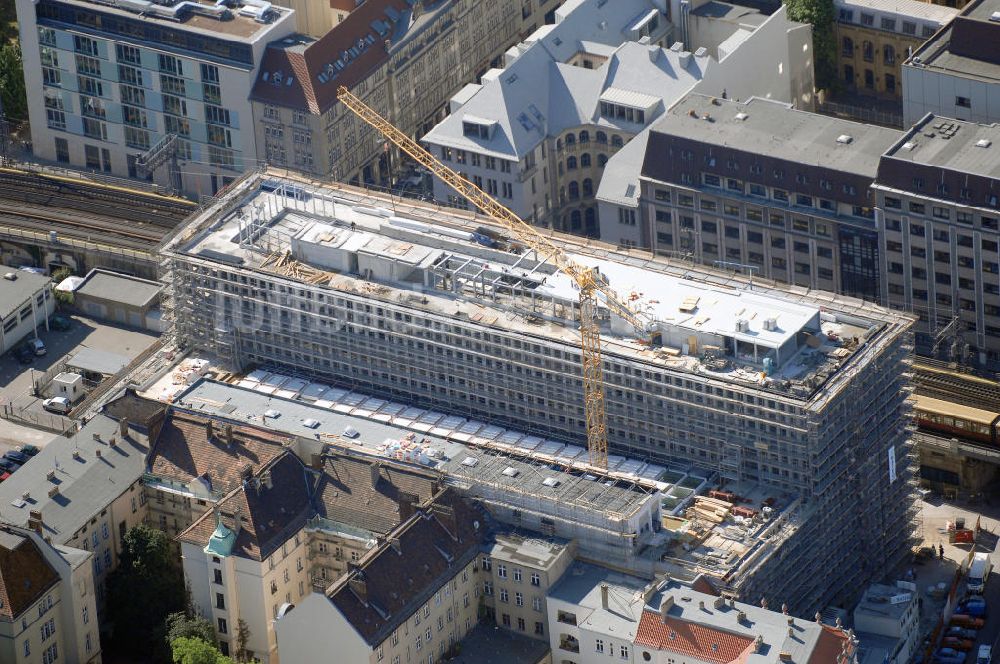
[3,272,16,281]
[502,466,519,478]
[976,139,992,148]
[836,134,853,144]
[990,10,1000,21]
[902,141,917,151]
[461,457,479,467]
[735,112,748,121]
[48,486,59,498]
[542,477,561,488]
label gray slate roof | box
[0,267,49,320]
[75,269,162,309]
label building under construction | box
[162,170,919,614]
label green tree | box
[784,0,837,92]
[106,526,186,657]
[0,42,26,121]
[233,619,251,664]
[170,637,233,664]
[165,612,217,647]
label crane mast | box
[336,86,647,469]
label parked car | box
[48,315,71,331]
[0,458,21,473]
[42,396,71,414]
[3,450,28,465]
[30,338,46,356]
[13,345,33,364]
[958,597,987,617]
[950,615,985,629]
[935,648,968,664]
[18,444,40,457]
[0,471,10,482]
[943,638,976,652]
[946,627,977,640]
[978,645,992,664]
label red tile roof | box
[251,0,408,113]
[0,528,59,619]
[807,624,852,664]
[634,611,755,664]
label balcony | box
[559,635,580,653]
[556,611,577,626]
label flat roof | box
[75,269,162,309]
[907,0,1000,83]
[834,0,958,26]
[169,174,913,402]
[0,267,49,320]
[881,115,1000,180]
[48,0,292,41]
[66,347,131,375]
[651,93,902,178]
[490,532,569,570]
[548,561,648,640]
[854,582,915,620]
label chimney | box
[729,597,736,608]
[370,462,382,488]
[28,510,43,534]
[787,627,794,638]
[206,420,215,442]
[737,611,747,623]
[678,51,692,68]
[223,424,234,447]
[698,600,705,610]
[240,463,253,481]
[430,503,458,540]
[782,603,788,615]
[398,493,418,522]
[660,595,674,622]
[815,612,823,623]
[389,536,402,555]
[601,584,610,610]
[232,507,243,538]
[95,449,102,459]
[713,596,725,609]
[310,454,323,470]
[119,418,129,439]
[760,597,768,610]
[755,635,765,653]
[349,573,369,605]
[262,470,273,490]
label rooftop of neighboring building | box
[595,125,650,208]
[547,561,650,642]
[0,266,50,321]
[643,93,903,180]
[251,0,459,113]
[488,532,571,571]
[422,36,704,160]
[833,0,959,30]
[905,0,1000,83]
[0,526,60,620]
[854,632,898,664]
[879,114,1000,180]
[449,623,551,664]
[177,452,314,560]
[145,410,291,499]
[853,582,915,622]
[690,1,767,25]
[636,578,856,663]
[74,269,163,309]
[0,401,147,545]
[39,0,294,42]
[325,489,484,646]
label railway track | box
[913,360,1000,411]
[0,201,164,250]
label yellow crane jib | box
[336,86,648,470]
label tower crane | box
[336,86,650,469]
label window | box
[515,592,524,606]
[530,573,540,586]
[205,105,231,126]
[483,581,493,595]
[535,621,544,635]
[499,588,509,603]
[158,53,184,75]
[902,20,916,34]
[956,96,971,109]
[883,44,895,65]
[909,202,925,215]
[620,645,630,659]
[862,41,874,61]
[218,618,228,634]
[861,12,874,25]
[216,593,226,610]
[566,156,577,170]
[517,617,526,632]
[596,640,605,653]
[841,36,853,57]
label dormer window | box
[462,117,497,140]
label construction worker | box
[938,543,944,560]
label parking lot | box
[0,312,160,422]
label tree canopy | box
[170,637,233,664]
[106,526,187,657]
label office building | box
[0,524,102,664]
[15,0,295,196]
[873,114,1000,363]
[546,563,858,664]
[834,0,957,101]
[902,0,1000,126]
[852,582,920,664]
[0,267,55,355]
[162,172,917,614]
[249,0,534,186]
[421,0,813,236]
[600,93,903,303]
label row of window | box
[838,8,936,37]
[557,130,624,149]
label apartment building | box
[0,525,101,664]
[482,534,575,640]
[272,490,484,664]
[249,0,535,186]
[902,0,1000,126]
[164,172,917,614]
[15,0,295,197]
[0,268,55,355]
[421,0,813,236]
[0,394,156,617]
[546,563,858,664]
[834,0,957,101]
[600,94,903,303]
[873,115,1000,364]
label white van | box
[978,645,992,664]
[42,396,70,414]
[968,552,993,594]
